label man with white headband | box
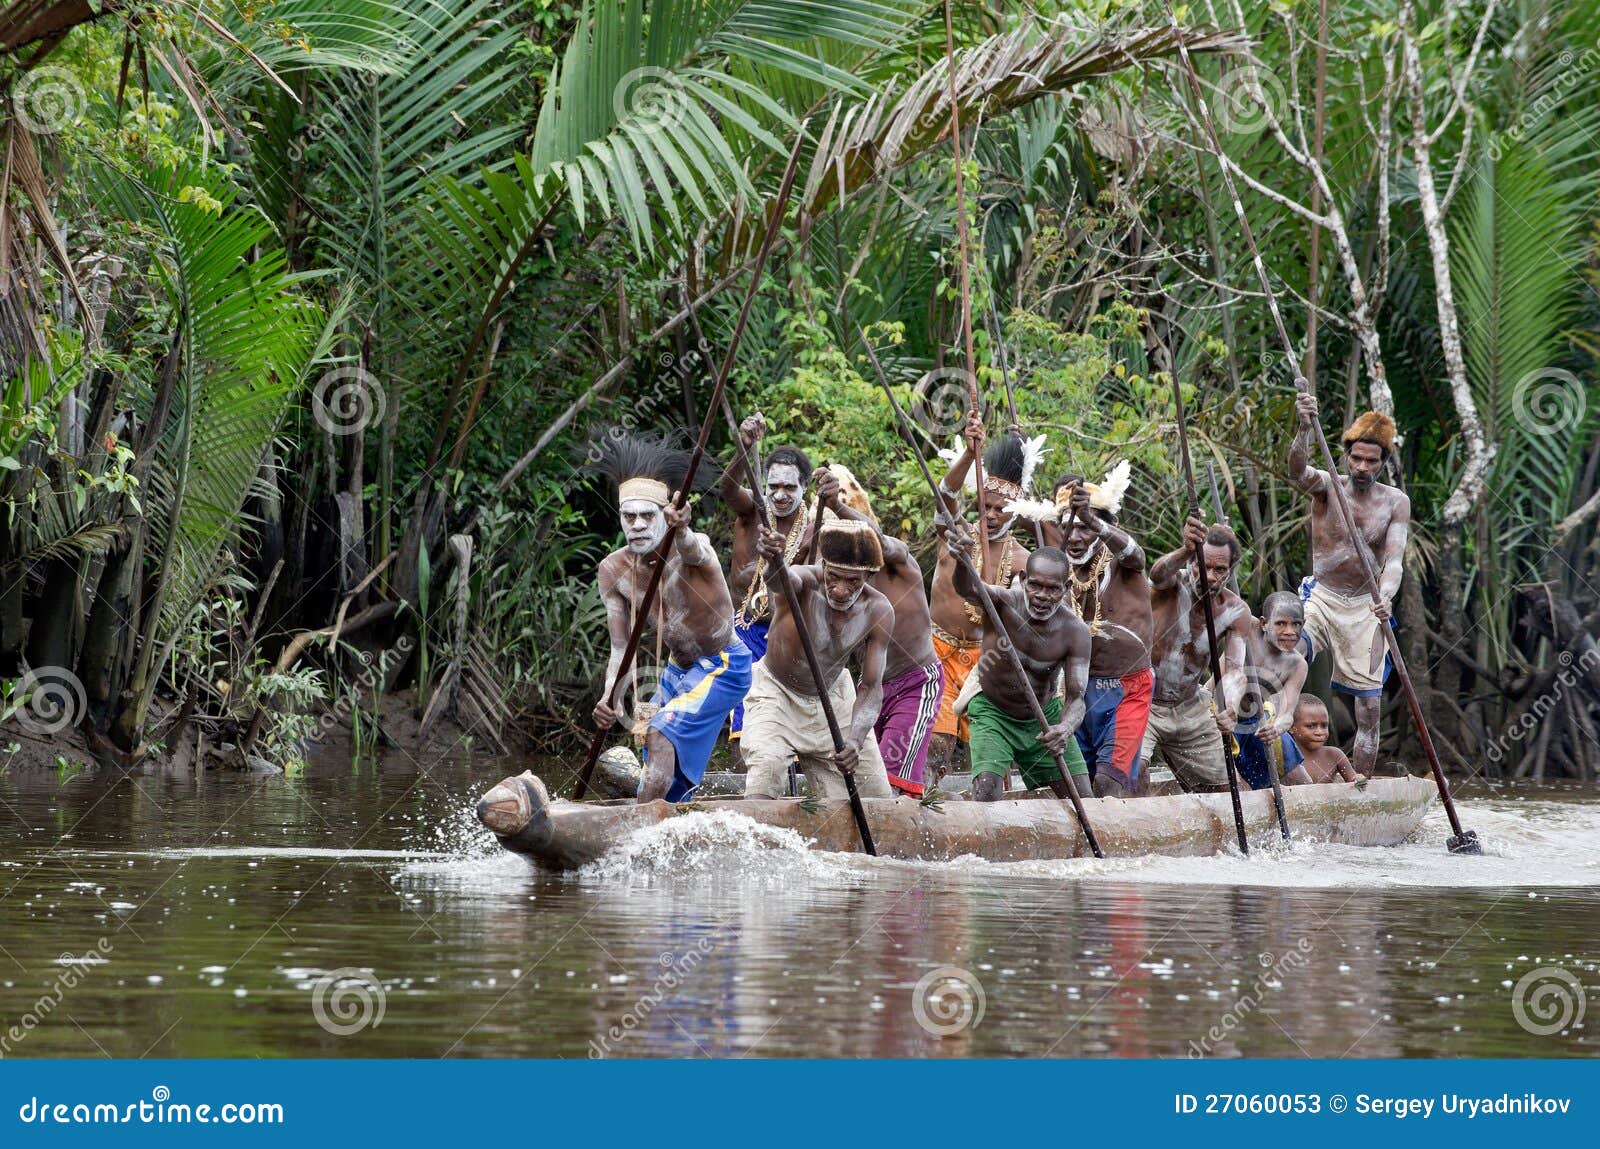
[925,417,1042,784]
[740,518,895,800]
[589,430,751,803]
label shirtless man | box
[721,413,816,764]
[944,518,1091,801]
[1056,466,1154,798]
[816,466,942,798]
[1228,592,1310,791]
[740,517,896,800]
[1289,395,1410,776]
[926,416,1034,783]
[1284,696,1360,784]
[1140,517,1252,792]
[591,435,751,803]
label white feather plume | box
[1004,496,1060,523]
[937,436,977,492]
[1096,459,1132,515]
[1019,434,1050,495]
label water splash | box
[576,809,860,887]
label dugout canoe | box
[474,771,1437,871]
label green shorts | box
[968,692,1087,790]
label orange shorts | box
[932,633,982,741]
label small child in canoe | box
[1284,695,1360,784]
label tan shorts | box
[1140,688,1227,788]
[740,661,893,800]
[1302,579,1388,697]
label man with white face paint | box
[1289,395,1410,776]
[1140,517,1252,792]
[590,431,750,804]
[943,519,1091,800]
[720,412,816,763]
[740,518,895,800]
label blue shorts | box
[644,639,752,801]
[1233,716,1306,790]
[1073,667,1153,790]
[728,617,768,738]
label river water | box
[1,754,1595,1059]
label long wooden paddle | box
[1157,0,1479,854]
[859,329,1105,859]
[684,301,876,852]
[1169,372,1251,853]
[988,299,1045,548]
[573,126,809,800]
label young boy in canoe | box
[740,518,896,800]
[589,430,751,804]
[942,517,1091,800]
[1284,695,1360,784]
[1227,591,1310,791]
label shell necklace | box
[737,502,809,624]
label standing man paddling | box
[1140,517,1252,792]
[1288,395,1410,776]
[816,465,943,798]
[1050,463,1154,798]
[740,518,896,800]
[926,418,1040,783]
[722,413,816,763]
[943,518,1091,800]
[589,431,752,803]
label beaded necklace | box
[963,531,1015,624]
[736,503,809,625]
[1069,545,1111,636]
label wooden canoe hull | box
[475,773,1438,871]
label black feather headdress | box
[581,426,715,505]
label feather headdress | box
[1048,459,1132,519]
[937,431,1050,499]
[582,426,710,506]
[1003,496,1061,523]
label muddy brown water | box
[1,752,1596,1058]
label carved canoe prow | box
[474,773,1439,872]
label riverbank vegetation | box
[2,1,1597,778]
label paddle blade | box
[1446,829,1484,856]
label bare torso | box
[1149,572,1250,707]
[1308,479,1407,594]
[1071,556,1153,678]
[977,589,1090,721]
[764,566,891,696]
[1238,627,1307,723]
[873,552,936,680]
[598,542,734,666]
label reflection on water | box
[0,753,1596,1058]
